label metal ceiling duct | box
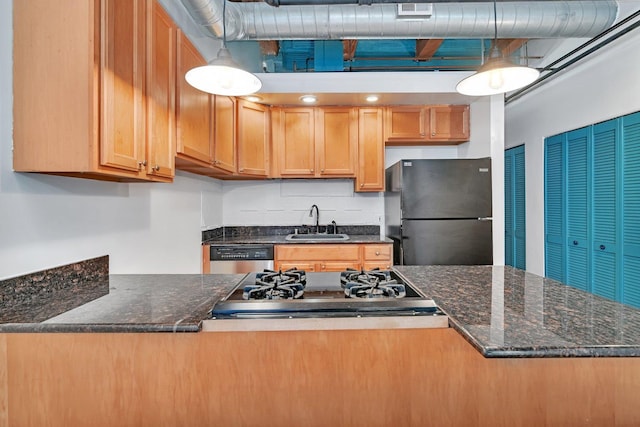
[180,0,619,41]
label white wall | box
[505,24,640,276]
[1,0,503,278]
[0,0,224,279]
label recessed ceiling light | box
[366,95,379,103]
[300,95,317,104]
[245,95,262,102]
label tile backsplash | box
[222,179,384,227]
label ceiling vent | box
[396,3,433,20]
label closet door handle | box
[600,245,606,250]
[573,240,578,246]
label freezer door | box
[400,158,492,219]
[401,219,493,265]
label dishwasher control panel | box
[210,245,274,261]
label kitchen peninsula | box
[1,259,640,426]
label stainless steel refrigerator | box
[385,158,493,265]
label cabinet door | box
[237,100,270,177]
[316,108,357,177]
[384,107,426,141]
[318,262,360,272]
[277,262,317,272]
[356,108,385,192]
[505,146,526,270]
[565,127,590,291]
[275,108,315,176]
[176,30,212,164]
[545,134,566,282]
[145,0,175,180]
[622,112,640,308]
[212,96,236,174]
[100,0,146,173]
[428,105,470,142]
[591,120,619,300]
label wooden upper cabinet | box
[384,106,426,141]
[272,107,357,178]
[316,108,357,177]
[100,0,147,174]
[13,0,173,182]
[428,105,470,141]
[145,0,176,179]
[237,100,270,177]
[273,107,316,177]
[212,96,237,174]
[176,30,212,165]
[384,105,470,145]
[356,108,385,192]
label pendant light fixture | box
[185,0,261,96]
[456,1,539,96]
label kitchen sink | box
[285,233,350,241]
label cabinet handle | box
[375,251,380,256]
[138,160,147,168]
[321,264,325,270]
[431,133,436,136]
[310,169,314,173]
[321,169,324,172]
[212,160,218,165]
[573,240,578,246]
[152,165,160,172]
[360,183,364,188]
[600,245,606,250]
[239,168,244,172]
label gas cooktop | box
[211,268,443,319]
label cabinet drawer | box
[363,262,392,271]
[362,244,392,261]
[275,244,360,261]
[277,261,316,272]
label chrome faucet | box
[309,204,320,233]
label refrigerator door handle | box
[478,217,493,221]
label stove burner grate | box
[340,268,406,299]
[243,268,306,300]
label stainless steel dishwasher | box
[209,244,274,274]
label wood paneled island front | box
[2,267,640,426]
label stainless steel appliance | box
[210,245,274,274]
[385,158,493,265]
[211,268,443,319]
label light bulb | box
[488,69,504,90]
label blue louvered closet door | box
[545,135,566,282]
[505,145,526,269]
[544,110,640,309]
[505,151,514,267]
[591,120,619,300]
[566,128,590,291]
[622,112,640,308]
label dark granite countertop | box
[4,263,640,358]
[205,234,392,245]
[0,274,243,333]
[202,225,391,245]
[394,265,640,358]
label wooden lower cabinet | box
[3,329,640,426]
[362,243,393,270]
[274,243,392,272]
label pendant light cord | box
[222,0,227,48]
[493,0,498,42]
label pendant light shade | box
[456,1,539,97]
[185,47,262,96]
[456,45,540,96]
[184,0,261,97]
